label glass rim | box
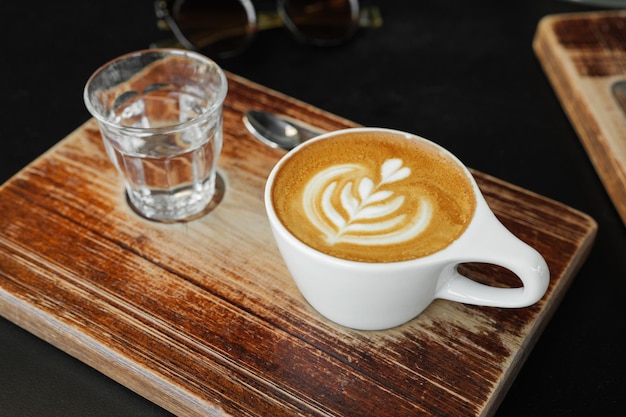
[83,48,228,134]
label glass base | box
[126,173,225,223]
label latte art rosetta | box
[303,159,433,246]
[270,131,476,262]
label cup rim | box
[83,48,228,134]
[264,127,482,268]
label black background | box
[1,1,624,416]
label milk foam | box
[271,131,476,262]
[303,159,433,246]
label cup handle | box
[435,209,550,308]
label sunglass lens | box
[171,0,257,58]
[279,0,359,45]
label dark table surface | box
[1,1,624,416]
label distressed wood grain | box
[0,72,596,417]
[534,10,626,225]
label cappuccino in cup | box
[270,130,475,262]
[265,127,549,330]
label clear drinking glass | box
[84,49,227,222]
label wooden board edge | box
[473,168,598,231]
[532,12,626,225]
[225,71,360,129]
[0,287,215,417]
[480,211,596,417]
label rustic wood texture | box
[0,73,596,417]
[533,10,626,225]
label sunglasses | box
[154,0,382,59]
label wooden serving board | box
[534,10,626,224]
[0,73,596,417]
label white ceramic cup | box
[265,127,549,330]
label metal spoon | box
[243,110,324,150]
